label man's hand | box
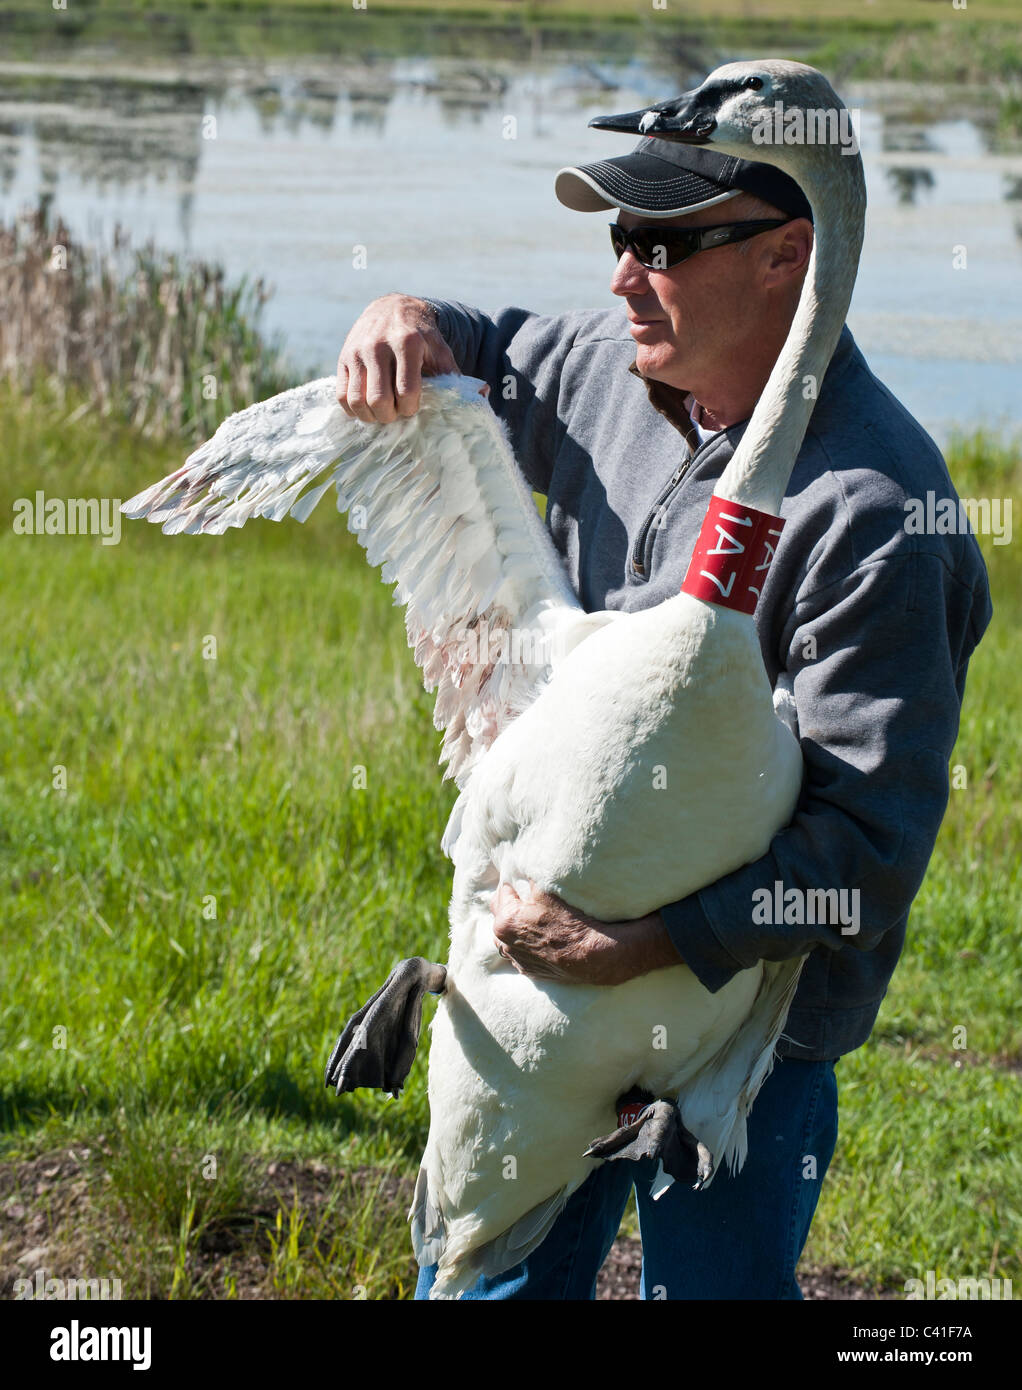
[490,882,681,987]
[336,293,459,424]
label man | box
[335,127,992,1299]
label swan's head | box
[589,60,863,198]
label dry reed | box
[0,203,298,442]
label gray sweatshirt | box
[424,298,993,1061]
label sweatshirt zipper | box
[631,449,699,577]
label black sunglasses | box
[610,219,791,270]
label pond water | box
[2,37,1021,444]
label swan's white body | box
[122,59,865,1299]
[424,593,804,1284]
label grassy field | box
[1,381,1018,1300]
[3,0,1021,83]
[5,0,1018,21]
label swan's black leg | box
[583,1086,714,1192]
[324,957,447,1098]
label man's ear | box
[763,218,813,289]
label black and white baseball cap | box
[555,135,813,222]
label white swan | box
[121,59,866,1300]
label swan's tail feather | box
[408,1163,447,1271]
[676,954,807,1182]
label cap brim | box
[555,151,741,218]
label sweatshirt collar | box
[626,362,701,452]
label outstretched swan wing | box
[121,375,583,789]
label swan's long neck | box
[713,155,866,516]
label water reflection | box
[349,97,391,134]
[0,119,19,196]
[421,69,509,102]
[881,123,940,156]
[885,166,936,204]
[0,72,205,204]
[2,49,1021,439]
[4,61,1015,210]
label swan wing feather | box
[120,374,583,790]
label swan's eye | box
[743,76,764,91]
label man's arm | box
[491,882,677,986]
[337,293,593,496]
[335,293,457,424]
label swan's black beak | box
[588,88,717,143]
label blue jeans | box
[415,1056,839,1300]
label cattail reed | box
[0,204,298,442]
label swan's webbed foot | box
[583,1087,714,1196]
[324,957,447,1098]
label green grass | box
[807,18,1022,85]
[1,389,451,1156]
[1,386,451,1296]
[7,0,1017,19]
[1,386,1019,1297]
[3,0,1021,82]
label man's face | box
[610,202,770,391]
